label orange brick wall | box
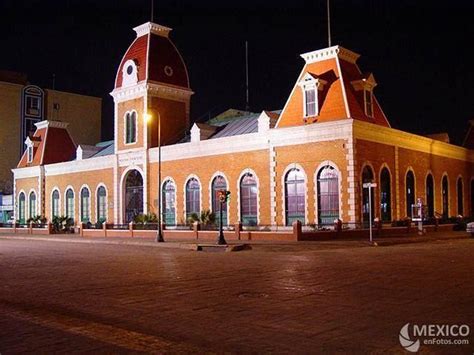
[356,139,474,221]
[117,98,144,151]
[147,149,270,225]
[274,140,349,224]
[43,169,114,223]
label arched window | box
[29,191,36,218]
[406,171,415,218]
[18,192,26,224]
[426,174,434,218]
[361,166,374,226]
[162,180,176,226]
[285,168,305,225]
[52,190,60,218]
[442,176,449,219]
[457,178,463,216]
[185,178,200,219]
[317,166,339,225]
[80,187,90,222]
[97,186,107,223]
[124,170,143,223]
[125,111,137,144]
[211,175,227,226]
[66,189,74,221]
[240,173,257,226]
[380,168,391,222]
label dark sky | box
[1,0,473,145]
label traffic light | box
[218,190,231,203]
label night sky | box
[1,0,473,145]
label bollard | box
[235,222,242,240]
[434,217,439,232]
[129,222,134,238]
[193,221,200,239]
[79,223,84,237]
[29,221,33,235]
[293,220,302,241]
[334,218,342,235]
[48,222,54,234]
[103,222,107,237]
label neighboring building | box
[0,70,102,194]
[0,193,13,223]
[11,21,474,227]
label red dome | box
[114,22,190,90]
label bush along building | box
[11,21,474,230]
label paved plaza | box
[0,235,473,353]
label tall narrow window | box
[442,176,449,219]
[81,187,90,222]
[185,178,200,219]
[406,171,415,218]
[304,87,317,117]
[362,166,375,226]
[29,192,36,218]
[426,174,434,218]
[66,189,74,222]
[162,180,176,226]
[364,89,373,117]
[457,178,463,216]
[52,190,60,218]
[27,146,33,163]
[18,192,25,224]
[125,111,137,144]
[285,168,305,225]
[212,176,227,226]
[380,168,391,222]
[97,186,107,223]
[240,173,258,226]
[317,166,339,225]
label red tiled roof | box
[17,123,76,168]
[114,30,189,90]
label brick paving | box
[0,235,473,353]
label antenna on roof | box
[151,0,154,22]
[245,41,250,112]
[327,0,332,47]
[52,73,56,90]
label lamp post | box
[155,112,164,242]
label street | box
[0,237,473,353]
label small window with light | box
[304,86,317,117]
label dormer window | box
[27,145,33,163]
[351,73,377,119]
[364,89,373,118]
[125,111,137,144]
[298,73,327,119]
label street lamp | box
[363,181,377,243]
[147,112,164,242]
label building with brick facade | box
[11,21,474,228]
[0,70,102,195]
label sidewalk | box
[0,230,471,252]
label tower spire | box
[327,0,332,47]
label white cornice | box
[133,22,172,38]
[110,81,194,102]
[301,45,360,64]
[43,156,114,176]
[149,119,353,163]
[12,165,41,179]
[34,120,69,130]
[353,120,474,163]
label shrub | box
[133,213,158,224]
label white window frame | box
[124,110,138,145]
[298,73,326,119]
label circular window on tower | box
[122,59,138,87]
[164,65,174,77]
